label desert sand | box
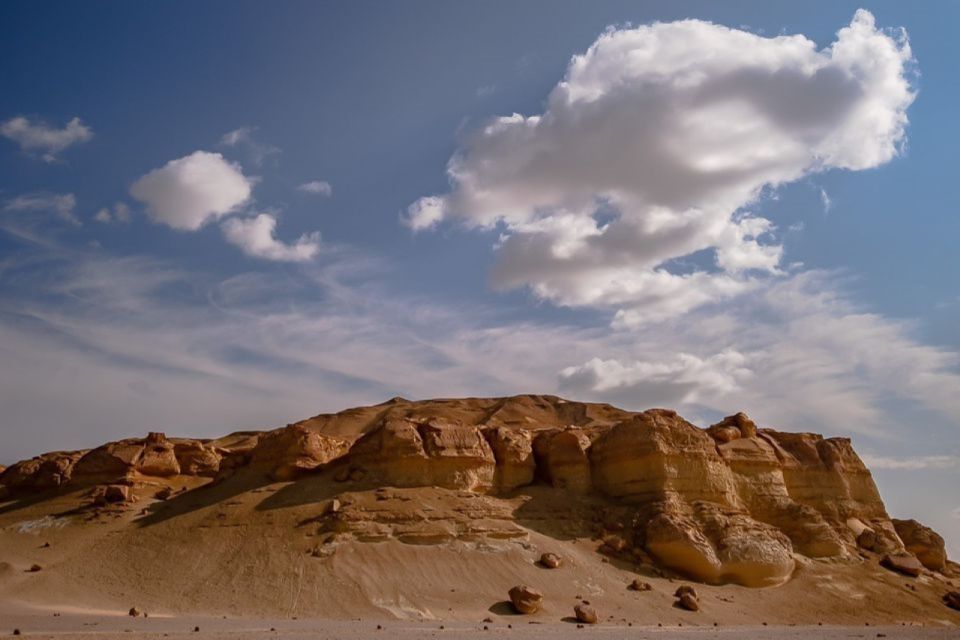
[1,396,958,634]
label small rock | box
[539,553,561,569]
[128,607,142,617]
[13,630,21,636]
[193,626,200,632]
[508,585,543,614]
[326,498,342,514]
[628,579,652,591]
[154,487,173,500]
[574,604,598,624]
[28,564,42,572]
[678,593,699,612]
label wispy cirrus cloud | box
[4,192,80,225]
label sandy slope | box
[1,471,958,628]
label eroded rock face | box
[533,428,593,493]
[346,419,494,491]
[893,519,947,572]
[483,426,535,492]
[0,451,84,494]
[248,424,348,482]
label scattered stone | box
[193,626,199,632]
[881,554,923,577]
[574,604,598,624]
[539,552,561,568]
[628,578,652,591]
[678,593,699,611]
[28,564,42,572]
[154,487,173,501]
[13,630,21,636]
[128,607,142,617]
[508,585,543,614]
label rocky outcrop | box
[893,519,947,572]
[0,451,84,494]
[248,424,348,481]
[1,395,948,592]
[483,426,535,492]
[344,419,495,491]
[533,428,594,493]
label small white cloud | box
[93,202,132,224]
[860,454,959,471]
[404,196,447,231]
[476,85,496,97]
[0,116,92,161]
[4,192,80,225]
[220,127,254,147]
[297,180,333,196]
[219,126,280,166]
[129,151,252,231]
[221,213,320,262]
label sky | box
[0,1,957,555]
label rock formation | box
[0,395,950,593]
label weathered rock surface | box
[0,451,84,494]
[893,519,947,572]
[508,585,543,614]
[945,591,960,611]
[248,424,348,481]
[881,553,924,577]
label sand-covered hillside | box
[1,395,958,626]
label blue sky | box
[0,1,957,553]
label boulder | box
[678,593,699,611]
[508,585,543,614]
[628,579,652,591]
[881,553,923,577]
[574,603,597,624]
[892,519,947,572]
[674,585,698,599]
[539,552,561,568]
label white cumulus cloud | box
[560,350,751,408]
[221,213,320,262]
[94,202,131,224]
[408,10,914,324]
[297,180,333,196]
[129,151,252,231]
[0,116,93,161]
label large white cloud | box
[222,213,320,262]
[407,10,913,324]
[130,151,252,231]
[0,116,93,161]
